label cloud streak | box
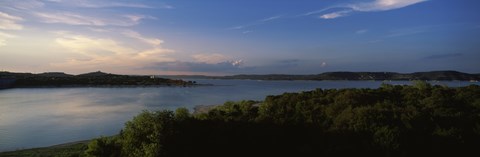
[51,32,175,73]
[0,31,16,47]
[0,12,22,47]
[45,0,168,9]
[349,0,428,12]
[1,0,157,28]
[356,29,368,34]
[309,0,427,19]
[319,10,352,19]
[229,15,284,31]
[10,0,45,9]
[122,30,163,46]
[192,53,231,64]
[423,53,463,60]
[148,60,245,73]
[2,0,172,10]
[34,12,152,26]
[260,15,283,22]
[0,12,23,30]
[386,25,440,37]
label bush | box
[86,84,480,157]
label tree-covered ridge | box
[86,82,480,157]
[163,70,480,81]
[0,71,195,88]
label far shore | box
[0,83,214,90]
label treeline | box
[0,71,194,88]
[163,70,480,81]
[222,71,480,80]
[86,82,480,157]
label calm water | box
[0,80,478,151]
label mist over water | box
[0,80,478,151]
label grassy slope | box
[0,142,88,157]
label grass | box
[0,142,88,157]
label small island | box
[0,71,196,89]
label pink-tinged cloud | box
[317,0,428,19]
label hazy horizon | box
[1,0,479,75]
[2,69,479,77]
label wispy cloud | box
[2,0,158,28]
[229,15,284,31]
[35,12,105,26]
[260,15,283,22]
[386,25,437,37]
[308,0,428,19]
[349,0,428,12]
[51,32,175,73]
[242,30,252,34]
[54,31,135,58]
[356,29,368,34]
[34,12,152,26]
[32,0,173,9]
[303,7,337,16]
[364,25,447,43]
[124,14,156,22]
[87,27,109,32]
[192,53,231,64]
[0,12,22,47]
[0,12,24,30]
[423,53,463,60]
[122,30,163,46]
[0,31,16,47]
[10,0,45,9]
[148,60,245,73]
[45,0,163,9]
[319,10,352,19]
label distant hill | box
[77,71,112,77]
[161,71,480,81]
[2,70,478,89]
[38,72,73,77]
[0,71,195,89]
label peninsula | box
[0,71,195,89]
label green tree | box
[175,107,190,121]
[374,126,400,156]
[120,110,175,157]
[85,137,121,157]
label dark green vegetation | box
[162,70,480,81]
[82,82,480,157]
[0,142,88,157]
[0,71,195,89]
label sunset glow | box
[1,0,479,75]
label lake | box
[0,79,478,151]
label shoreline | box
[0,104,220,153]
[0,83,214,90]
[0,140,90,154]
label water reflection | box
[0,88,144,151]
[0,80,478,151]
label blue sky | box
[0,0,479,75]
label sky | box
[0,0,479,75]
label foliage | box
[86,83,480,157]
[174,107,190,121]
[120,110,175,157]
[0,71,194,88]
[85,137,121,157]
